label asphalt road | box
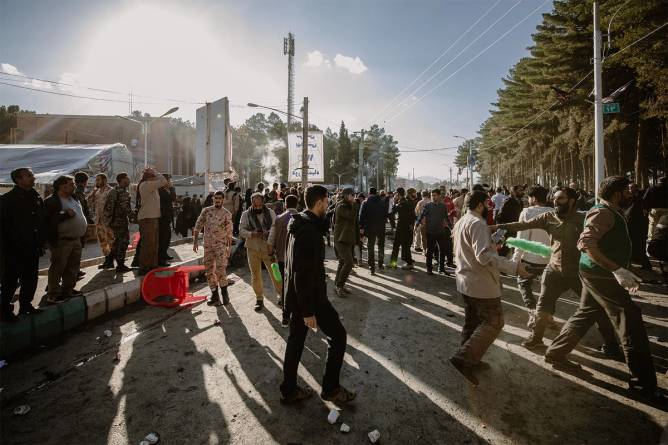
[2,243,667,444]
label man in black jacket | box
[0,168,45,321]
[359,187,387,275]
[158,174,176,266]
[495,185,524,226]
[389,187,415,270]
[280,185,356,405]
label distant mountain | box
[417,176,442,185]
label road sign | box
[603,102,620,114]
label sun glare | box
[76,4,220,102]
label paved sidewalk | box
[15,242,201,316]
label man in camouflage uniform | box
[103,173,134,273]
[193,190,233,306]
[87,173,115,269]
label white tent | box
[0,143,134,184]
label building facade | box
[10,112,195,176]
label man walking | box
[280,185,356,405]
[359,187,387,275]
[0,168,45,321]
[545,177,663,405]
[413,190,430,253]
[506,186,551,314]
[103,173,134,273]
[491,187,507,221]
[493,187,619,353]
[389,187,415,270]
[417,189,452,275]
[268,194,299,326]
[44,176,88,304]
[87,173,114,269]
[193,191,233,306]
[450,190,530,386]
[333,188,357,296]
[136,168,167,275]
[240,193,282,311]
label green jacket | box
[333,198,357,245]
[579,203,631,276]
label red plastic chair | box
[141,265,207,308]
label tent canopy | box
[0,143,134,184]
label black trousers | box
[158,218,172,262]
[425,231,452,271]
[547,274,656,389]
[278,261,288,320]
[1,252,39,313]
[366,229,385,270]
[390,228,413,265]
[281,300,347,396]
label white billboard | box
[288,131,324,183]
[195,97,231,175]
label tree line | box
[463,0,666,190]
[232,113,400,190]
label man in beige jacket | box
[240,192,282,312]
[136,168,167,275]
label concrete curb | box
[38,237,195,276]
[1,255,205,357]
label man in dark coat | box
[158,174,176,266]
[280,185,356,405]
[359,187,387,275]
[0,168,45,321]
[333,188,357,295]
[389,187,415,269]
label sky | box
[0,0,554,181]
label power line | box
[367,0,502,126]
[377,0,525,124]
[0,70,205,105]
[385,0,550,125]
[0,79,168,104]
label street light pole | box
[593,0,605,199]
[116,106,178,168]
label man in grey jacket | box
[268,194,299,326]
[450,190,530,386]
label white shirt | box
[453,210,518,299]
[511,206,552,265]
[492,193,508,210]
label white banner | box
[196,97,231,174]
[288,131,324,183]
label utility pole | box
[449,166,452,185]
[376,157,380,190]
[467,140,473,190]
[593,1,605,200]
[358,130,364,191]
[284,33,295,130]
[301,97,309,189]
[205,102,211,193]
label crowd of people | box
[1,167,666,406]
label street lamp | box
[454,135,472,190]
[116,106,179,168]
[247,103,303,121]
